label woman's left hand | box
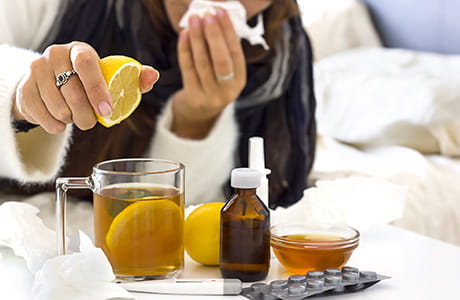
[172,8,246,139]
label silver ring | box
[216,72,234,82]
[56,70,77,88]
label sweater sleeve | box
[0,0,72,183]
[147,101,238,206]
[0,0,60,50]
[0,45,72,183]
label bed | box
[1,0,459,248]
[300,0,460,245]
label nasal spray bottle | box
[248,137,271,208]
[220,137,271,282]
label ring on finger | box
[56,70,77,88]
[216,71,234,82]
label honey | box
[271,233,358,274]
[93,184,184,278]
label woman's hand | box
[173,8,246,139]
[13,41,158,134]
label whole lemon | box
[184,202,225,265]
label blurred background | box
[296,0,460,246]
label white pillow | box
[299,0,381,60]
[315,47,460,156]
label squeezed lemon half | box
[97,55,142,127]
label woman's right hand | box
[172,8,246,139]
[13,42,157,134]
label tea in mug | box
[93,183,184,278]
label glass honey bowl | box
[270,223,360,274]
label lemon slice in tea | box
[105,199,182,260]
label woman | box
[0,0,316,208]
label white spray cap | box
[249,137,271,207]
[231,168,261,189]
[249,137,271,175]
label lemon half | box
[98,55,142,127]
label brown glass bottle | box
[220,168,270,282]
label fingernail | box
[153,69,160,83]
[180,29,189,41]
[144,71,160,93]
[190,15,200,28]
[204,13,215,24]
[98,101,112,117]
[216,8,226,17]
[143,65,159,79]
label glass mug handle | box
[55,177,94,255]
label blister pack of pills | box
[240,266,390,299]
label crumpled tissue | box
[273,177,407,231]
[0,202,56,273]
[179,0,269,49]
[0,201,134,300]
[33,231,134,300]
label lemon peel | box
[184,202,225,265]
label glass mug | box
[56,158,185,280]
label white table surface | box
[1,224,459,300]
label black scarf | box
[43,0,316,208]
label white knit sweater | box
[0,0,238,205]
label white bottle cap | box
[231,168,261,189]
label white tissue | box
[179,0,269,49]
[0,202,56,273]
[33,231,134,300]
[0,202,133,299]
[273,177,407,231]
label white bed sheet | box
[312,135,460,246]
